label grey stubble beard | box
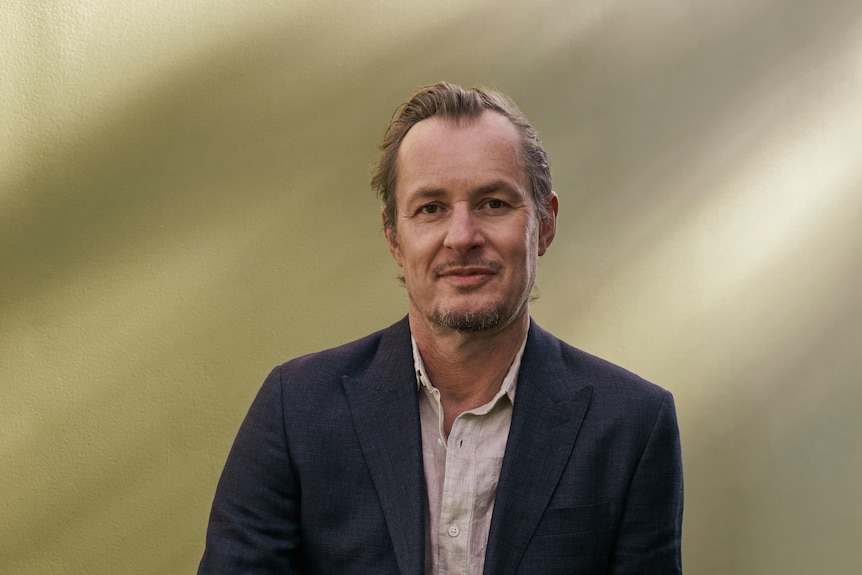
[432,305,502,333]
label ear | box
[382,207,403,267]
[537,191,558,256]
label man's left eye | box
[487,199,504,209]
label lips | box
[439,266,495,277]
[436,261,501,288]
[434,259,502,275]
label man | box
[199,82,683,574]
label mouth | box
[436,262,501,288]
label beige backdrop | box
[2,1,860,573]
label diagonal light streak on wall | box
[3,0,862,573]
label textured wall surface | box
[2,1,861,573]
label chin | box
[430,300,507,333]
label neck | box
[411,309,529,415]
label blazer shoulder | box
[566,341,667,396]
[527,323,679,464]
[272,316,411,391]
[529,321,672,412]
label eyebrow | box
[474,181,514,195]
[408,187,447,200]
[408,180,518,200]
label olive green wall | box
[2,1,860,573]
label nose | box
[443,203,485,254]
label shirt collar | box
[411,332,527,404]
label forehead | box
[395,111,527,199]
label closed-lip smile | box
[437,265,499,288]
[439,266,495,277]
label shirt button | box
[447,524,460,537]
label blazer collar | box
[340,317,594,575]
[484,320,595,575]
[341,317,426,575]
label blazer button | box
[447,524,460,537]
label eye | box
[420,204,439,214]
[486,199,504,209]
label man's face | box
[384,111,557,334]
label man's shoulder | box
[528,321,671,404]
[527,323,676,440]
[273,316,410,384]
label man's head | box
[373,83,557,334]
[372,82,554,238]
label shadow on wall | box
[1,5,409,572]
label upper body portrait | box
[198,82,684,574]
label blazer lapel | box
[341,318,425,575]
[484,322,594,575]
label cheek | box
[399,235,437,269]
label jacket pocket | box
[534,500,611,536]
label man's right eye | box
[420,204,438,214]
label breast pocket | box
[534,500,611,537]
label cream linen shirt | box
[412,336,527,575]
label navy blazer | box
[199,317,683,574]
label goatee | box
[432,306,501,332]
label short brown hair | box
[371,82,553,233]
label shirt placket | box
[438,414,479,574]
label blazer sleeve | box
[608,390,684,574]
[198,367,302,574]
